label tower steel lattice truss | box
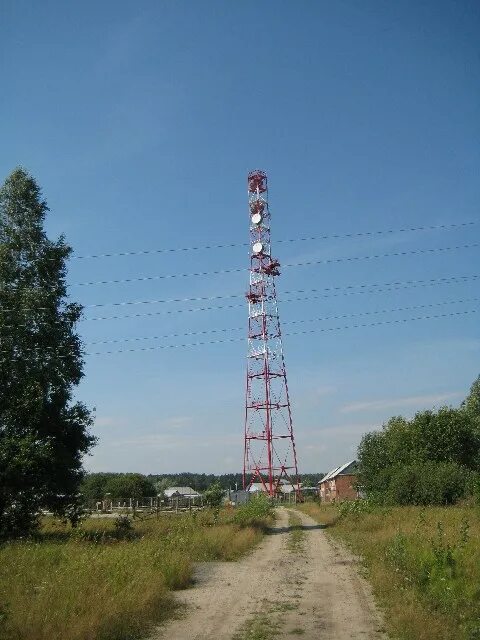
[243,170,300,496]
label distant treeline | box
[80,472,324,501]
[146,472,324,492]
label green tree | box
[154,477,172,494]
[203,482,225,507]
[462,375,480,420]
[103,474,155,500]
[0,168,95,537]
[79,473,116,502]
[357,418,410,495]
[386,461,474,506]
[409,407,479,468]
[358,380,480,504]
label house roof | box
[248,482,301,493]
[247,483,266,492]
[318,460,357,484]
[164,486,200,497]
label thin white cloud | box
[111,432,239,450]
[95,416,124,428]
[158,416,193,429]
[111,434,186,450]
[301,423,373,437]
[340,392,463,414]
[312,385,337,398]
[304,443,327,453]
[294,384,338,409]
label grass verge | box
[0,507,269,640]
[233,609,282,640]
[296,501,480,640]
[286,510,305,553]
[233,599,297,640]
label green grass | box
[286,510,305,553]
[297,501,480,640]
[0,508,269,640]
[233,611,282,640]
[233,598,296,640]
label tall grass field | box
[298,501,480,640]
[0,501,273,640]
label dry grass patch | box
[297,501,480,640]
[0,509,268,640]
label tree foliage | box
[104,474,155,500]
[386,462,475,506]
[80,473,156,501]
[358,379,480,505]
[203,482,225,507]
[0,168,95,538]
[462,375,480,421]
[79,473,117,501]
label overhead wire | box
[2,303,477,356]
[0,273,477,317]
[85,273,480,309]
[0,274,476,327]
[1,221,477,359]
[85,309,479,356]
[86,274,479,322]
[70,242,478,288]
[86,297,480,346]
[70,221,478,260]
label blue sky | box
[1,0,479,474]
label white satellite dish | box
[252,242,263,254]
[251,213,262,225]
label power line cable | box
[70,243,478,288]
[87,274,479,322]
[1,308,476,358]
[0,274,477,326]
[1,243,477,293]
[1,273,476,314]
[86,298,480,346]
[85,273,480,310]
[86,309,478,356]
[70,221,478,260]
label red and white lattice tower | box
[243,170,300,497]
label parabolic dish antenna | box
[252,242,263,254]
[251,213,262,225]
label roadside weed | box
[297,502,480,640]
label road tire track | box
[151,507,387,639]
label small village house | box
[163,486,201,499]
[318,460,360,502]
[163,486,202,507]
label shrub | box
[113,515,135,540]
[233,494,273,529]
[337,498,378,518]
[203,483,224,508]
[387,462,474,506]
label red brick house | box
[318,460,359,502]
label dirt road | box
[152,507,387,639]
